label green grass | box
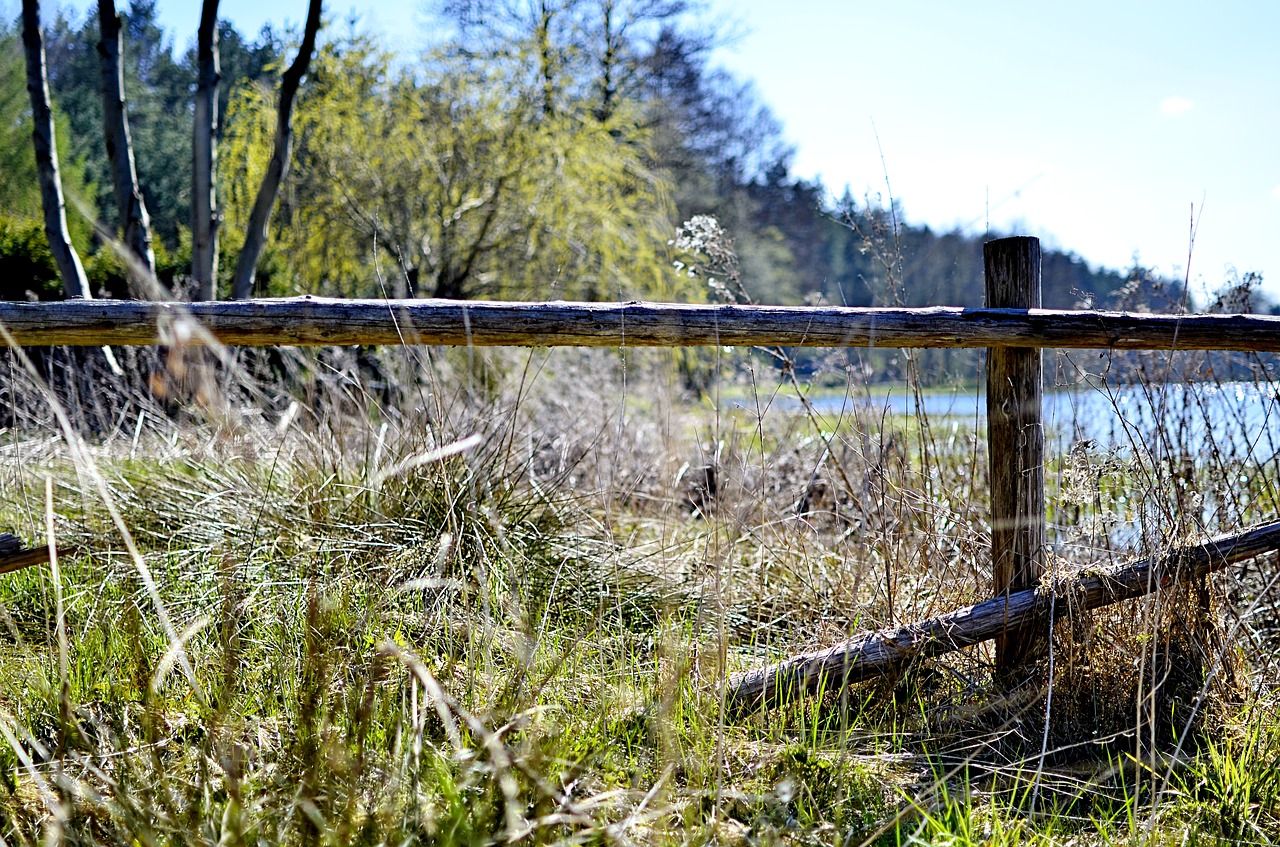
[0,345,1278,844]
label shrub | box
[85,233,192,299]
[0,215,61,301]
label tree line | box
[2,0,1267,383]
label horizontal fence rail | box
[725,519,1280,713]
[2,297,1280,351]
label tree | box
[43,3,190,250]
[441,0,694,121]
[230,0,322,299]
[0,29,93,236]
[98,0,156,290]
[191,0,220,299]
[1,27,94,302]
[440,0,578,118]
[22,0,89,298]
[219,33,679,301]
[589,0,692,121]
[36,2,278,268]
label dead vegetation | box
[0,333,1278,843]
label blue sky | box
[708,1,1280,303]
[50,0,1280,301]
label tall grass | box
[0,299,1278,844]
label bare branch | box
[230,0,323,299]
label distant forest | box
[2,1,1273,384]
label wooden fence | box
[4,235,1280,703]
[3,295,1280,351]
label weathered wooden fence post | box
[985,236,1046,672]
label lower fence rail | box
[725,520,1280,715]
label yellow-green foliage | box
[219,34,681,301]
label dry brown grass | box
[0,329,1278,843]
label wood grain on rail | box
[2,298,1280,351]
[726,520,1280,714]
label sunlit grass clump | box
[0,341,1277,844]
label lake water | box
[734,381,1280,459]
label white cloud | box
[1272,184,1280,199]
[1161,96,1194,116]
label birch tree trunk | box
[230,0,322,300]
[22,0,90,299]
[191,0,220,301]
[97,0,156,292]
